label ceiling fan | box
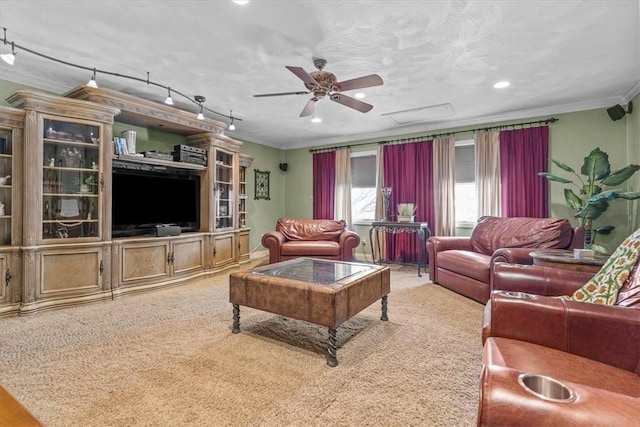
[253,57,384,117]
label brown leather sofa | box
[261,217,360,264]
[426,216,584,304]
[478,263,640,426]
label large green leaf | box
[594,225,615,235]
[590,243,609,255]
[589,190,640,203]
[576,198,609,220]
[581,183,602,198]
[538,172,573,184]
[601,164,640,186]
[580,148,610,181]
[563,188,583,210]
[551,159,575,173]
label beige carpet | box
[0,263,485,426]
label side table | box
[369,221,431,276]
[530,250,608,273]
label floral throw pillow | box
[567,228,640,305]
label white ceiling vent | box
[381,103,455,125]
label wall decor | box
[255,169,270,200]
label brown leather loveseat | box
[426,216,584,303]
[261,217,360,264]
[478,260,640,425]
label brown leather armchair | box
[478,263,640,426]
[261,218,360,264]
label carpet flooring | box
[0,263,485,426]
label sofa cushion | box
[470,216,573,255]
[280,241,341,257]
[276,218,346,241]
[437,250,492,283]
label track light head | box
[86,68,98,88]
[164,87,174,105]
[1,41,16,65]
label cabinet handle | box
[167,253,172,264]
[100,174,104,191]
[170,252,175,264]
[4,269,11,286]
[99,261,104,275]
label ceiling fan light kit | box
[254,57,383,119]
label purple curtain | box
[312,151,335,219]
[383,141,434,263]
[499,126,549,217]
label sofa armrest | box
[426,236,473,281]
[490,263,595,297]
[261,231,286,263]
[339,230,361,261]
[483,293,640,371]
[478,363,640,427]
[491,247,538,265]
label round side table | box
[529,250,608,273]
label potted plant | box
[538,147,640,253]
[73,175,96,193]
[397,203,417,222]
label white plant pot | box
[397,215,414,223]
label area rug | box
[0,264,484,426]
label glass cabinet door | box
[42,118,101,239]
[0,127,12,245]
[215,149,233,229]
[238,164,247,228]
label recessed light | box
[354,92,365,99]
[311,117,322,123]
[494,81,510,89]
[232,0,249,4]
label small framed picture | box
[255,169,270,200]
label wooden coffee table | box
[229,258,391,366]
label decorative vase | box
[397,215,414,223]
[61,156,80,168]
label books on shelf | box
[113,137,129,155]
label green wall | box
[282,103,640,253]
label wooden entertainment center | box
[0,86,253,316]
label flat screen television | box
[112,166,200,237]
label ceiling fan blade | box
[286,66,320,86]
[336,74,384,92]
[253,91,309,98]
[330,93,373,113]
[300,98,315,117]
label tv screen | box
[112,167,200,237]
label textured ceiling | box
[1,1,639,150]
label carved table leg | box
[327,328,338,367]
[232,304,241,334]
[381,295,388,321]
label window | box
[351,151,377,224]
[455,141,477,226]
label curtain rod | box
[309,117,558,153]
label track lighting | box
[86,68,98,88]
[228,110,236,130]
[1,28,16,65]
[1,28,243,127]
[164,87,174,105]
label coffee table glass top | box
[252,258,374,285]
